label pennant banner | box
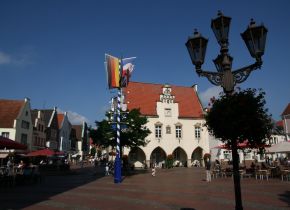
[105,54,136,89]
[105,54,120,89]
[121,57,136,87]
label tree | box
[89,108,151,151]
[205,88,273,210]
[205,88,273,148]
[90,147,96,157]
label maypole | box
[105,54,136,184]
[114,60,122,183]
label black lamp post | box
[186,11,268,210]
[186,11,267,94]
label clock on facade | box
[165,108,172,117]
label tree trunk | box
[232,140,243,210]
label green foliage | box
[165,154,174,168]
[205,88,273,148]
[89,108,151,150]
[120,109,151,148]
[89,118,114,148]
[90,147,96,157]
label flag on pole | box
[120,57,136,87]
[105,54,121,89]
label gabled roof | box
[124,81,204,118]
[31,110,38,125]
[282,103,290,116]
[276,120,284,128]
[57,114,64,129]
[41,109,54,127]
[0,99,25,128]
[72,125,82,141]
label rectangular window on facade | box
[21,134,28,145]
[51,129,57,138]
[155,125,162,138]
[195,127,201,139]
[1,132,9,138]
[21,120,30,129]
[176,126,182,138]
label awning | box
[212,140,270,150]
[27,148,56,157]
[0,136,27,150]
[266,141,290,153]
[0,153,8,158]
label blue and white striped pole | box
[114,62,122,183]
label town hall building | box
[123,81,211,168]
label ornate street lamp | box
[186,11,268,210]
[186,11,268,94]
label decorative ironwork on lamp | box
[185,11,268,94]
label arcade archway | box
[150,147,166,168]
[191,147,203,167]
[128,147,146,168]
[172,147,188,167]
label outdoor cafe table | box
[281,169,290,181]
[256,169,269,180]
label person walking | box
[151,164,156,177]
[206,158,211,182]
[105,163,110,176]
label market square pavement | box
[0,165,289,210]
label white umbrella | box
[266,141,290,153]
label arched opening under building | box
[191,147,203,167]
[172,147,188,167]
[128,147,146,168]
[150,147,166,168]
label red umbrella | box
[214,140,269,150]
[26,148,56,157]
[0,136,27,150]
[55,151,65,156]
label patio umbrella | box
[0,136,27,150]
[26,148,56,157]
[266,141,290,153]
[213,140,269,150]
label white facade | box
[59,112,72,152]
[0,98,33,150]
[123,84,210,168]
[212,134,286,164]
[282,114,290,141]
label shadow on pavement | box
[278,190,290,207]
[0,166,152,210]
[0,166,104,210]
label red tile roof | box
[57,114,64,128]
[276,120,284,128]
[124,82,204,118]
[0,99,25,128]
[282,103,290,116]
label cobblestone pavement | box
[0,165,289,210]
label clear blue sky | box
[1,0,289,125]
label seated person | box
[261,162,268,169]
